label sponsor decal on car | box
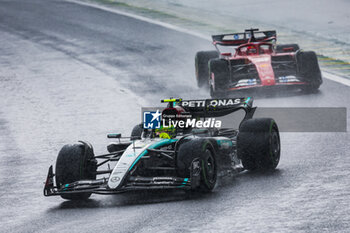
[217,139,233,149]
[143,98,249,129]
[110,176,121,182]
[180,98,242,108]
[278,76,299,83]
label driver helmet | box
[247,46,257,55]
[155,125,176,139]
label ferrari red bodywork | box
[196,29,322,97]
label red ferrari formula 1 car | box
[195,29,322,97]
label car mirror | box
[221,52,232,56]
[107,133,121,139]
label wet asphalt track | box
[0,0,349,232]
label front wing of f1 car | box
[44,165,196,196]
[44,138,200,196]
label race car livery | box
[195,28,323,97]
[44,98,281,200]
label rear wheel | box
[208,58,229,98]
[55,143,97,200]
[195,51,219,88]
[237,118,280,171]
[177,139,217,192]
[297,51,322,92]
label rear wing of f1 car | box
[162,97,255,119]
[212,28,276,46]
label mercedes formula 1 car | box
[44,97,281,200]
[195,28,323,97]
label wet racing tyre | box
[297,51,322,92]
[237,118,281,171]
[131,124,143,139]
[55,143,97,200]
[177,138,217,192]
[208,58,229,98]
[195,50,219,88]
[276,44,300,53]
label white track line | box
[65,0,210,41]
[322,71,350,86]
[66,0,350,87]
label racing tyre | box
[131,124,143,138]
[297,51,322,92]
[237,118,280,171]
[177,138,217,192]
[195,51,219,88]
[55,143,97,200]
[209,58,229,98]
[276,44,300,53]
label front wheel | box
[131,123,143,139]
[237,118,281,171]
[55,142,97,200]
[195,51,219,88]
[208,58,229,98]
[176,139,217,192]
